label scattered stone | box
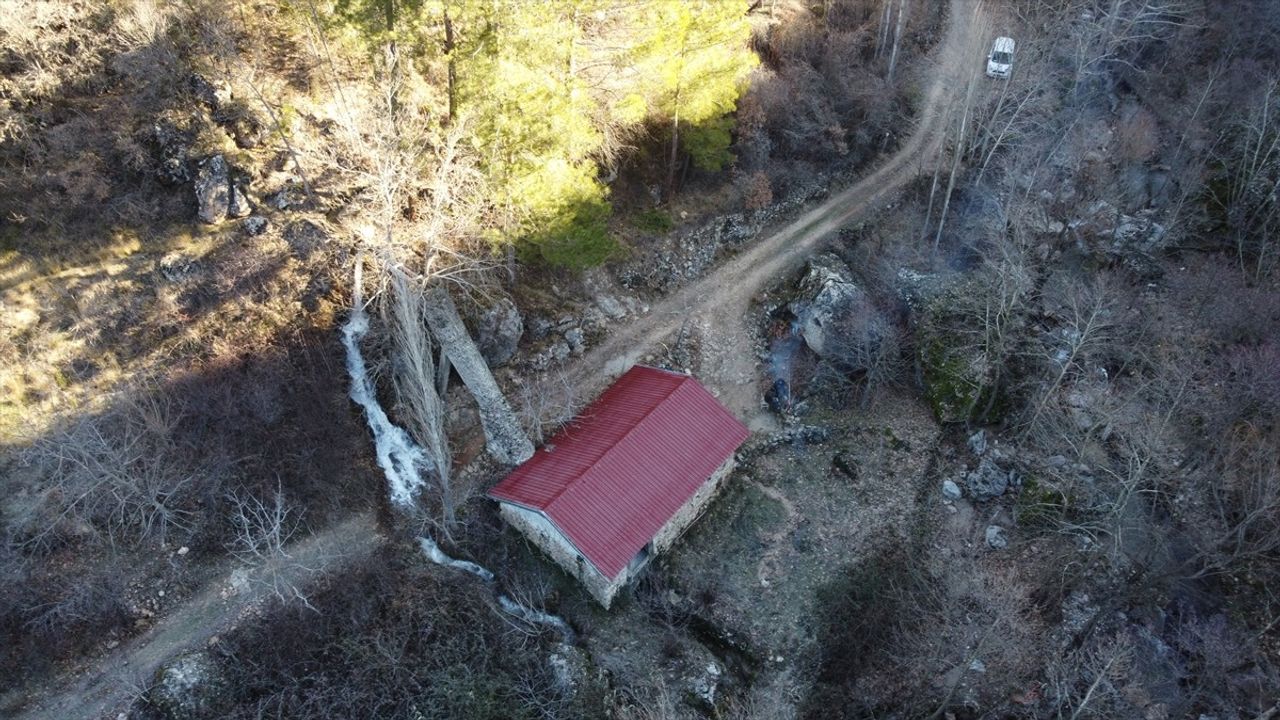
[549,341,571,363]
[527,315,554,340]
[187,73,230,110]
[942,479,962,500]
[241,216,268,236]
[967,429,988,456]
[985,525,1009,549]
[159,251,201,282]
[564,327,585,355]
[265,188,296,210]
[965,456,1010,501]
[148,651,227,720]
[177,546,190,555]
[151,121,193,185]
[474,297,524,367]
[690,662,722,708]
[743,425,831,457]
[968,658,987,673]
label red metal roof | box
[489,365,750,580]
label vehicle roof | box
[993,36,1015,52]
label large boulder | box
[900,271,1004,424]
[474,297,524,368]
[148,651,227,719]
[790,254,884,363]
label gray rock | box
[194,155,231,224]
[475,297,523,368]
[595,294,626,319]
[241,216,268,236]
[187,73,230,110]
[985,525,1008,549]
[227,183,252,219]
[549,341,571,363]
[564,327,585,355]
[965,456,1010,501]
[152,122,193,185]
[690,662,722,708]
[942,479,962,500]
[159,251,201,282]
[790,253,882,361]
[968,658,987,673]
[266,188,295,210]
[967,429,988,456]
[149,651,226,720]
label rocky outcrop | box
[1070,200,1168,272]
[194,155,251,224]
[475,297,524,368]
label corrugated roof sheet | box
[489,365,750,580]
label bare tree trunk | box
[436,345,451,397]
[387,270,455,530]
[667,100,681,198]
[443,2,457,123]
[421,285,534,465]
[887,0,907,83]
[934,74,977,251]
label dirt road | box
[577,0,979,428]
[10,3,979,717]
[6,513,382,720]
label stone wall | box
[498,454,738,608]
[653,456,736,552]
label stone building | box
[489,365,749,608]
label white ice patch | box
[499,594,574,639]
[417,536,494,582]
[417,537,573,640]
[341,300,429,507]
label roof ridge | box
[540,372,690,512]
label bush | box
[632,208,675,234]
[210,550,593,719]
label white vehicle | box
[986,36,1015,78]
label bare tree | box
[16,389,210,553]
[1208,77,1280,279]
[1022,275,1117,435]
[516,369,579,445]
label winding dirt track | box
[9,3,976,717]
[575,0,975,427]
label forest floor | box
[9,1,978,716]
[7,514,382,720]
[579,0,974,427]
